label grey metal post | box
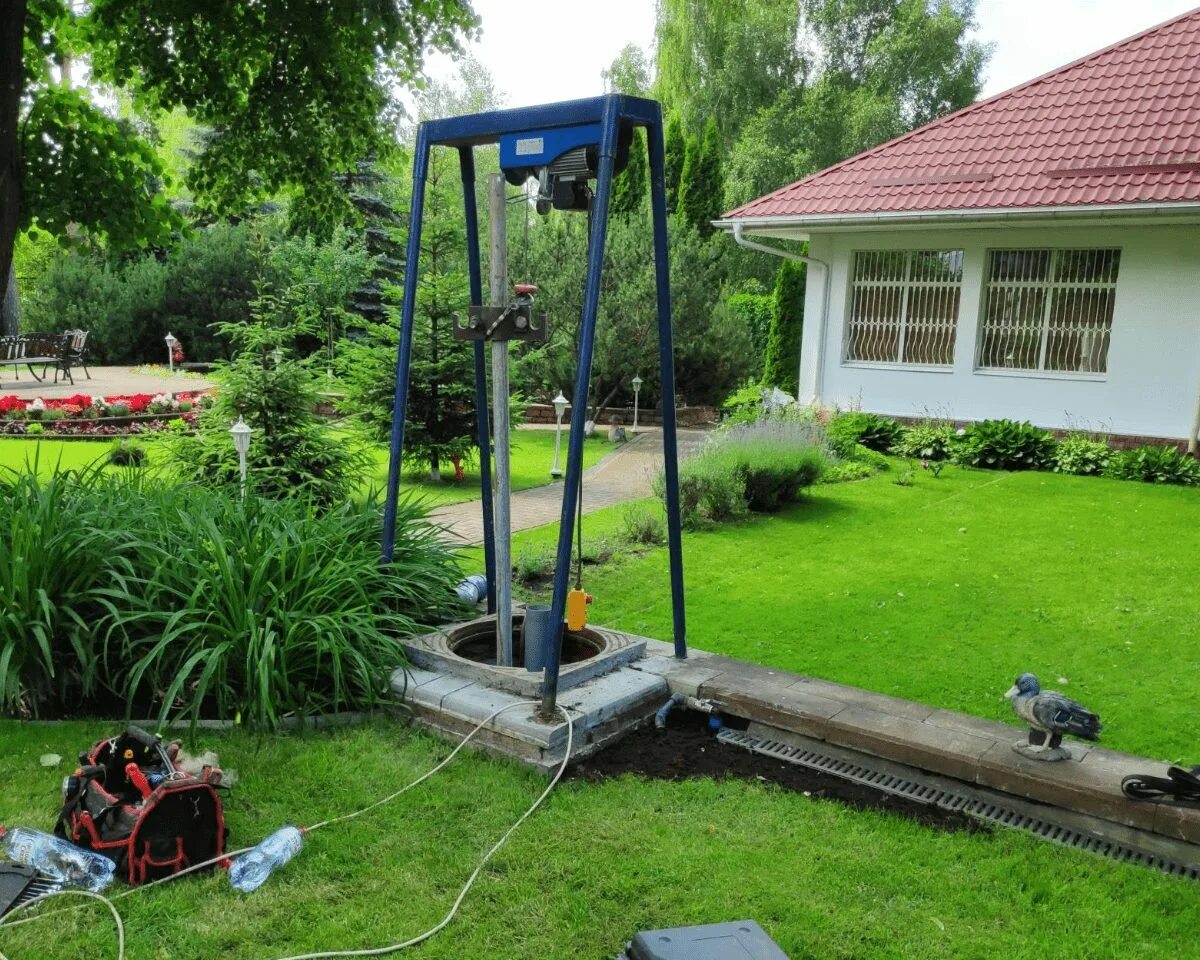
[488,173,513,667]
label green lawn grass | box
[362,429,609,507]
[0,720,1193,960]
[0,429,607,506]
[484,465,1200,761]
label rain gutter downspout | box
[732,222,831,405]
[1190,381,1200,455]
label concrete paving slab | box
[698,676,844,741]
[976,741,1159,831]
[825,705,995,783]
[395,672,478,711]
[560,669,668,728]
[436,683,568,751]
[1154,803,1200,846]
[788,677,936,723]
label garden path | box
[429,427,708,544]
[0,365,215,398]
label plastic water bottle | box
[3,827,116,892]
[229,826,304,893]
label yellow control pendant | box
[566,588,589,631]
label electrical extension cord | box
[0,701,574,960]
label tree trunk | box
[0,0,26,299]
[1,260,18,337]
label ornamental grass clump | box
[0,469,463,724]
[0,467,117,715]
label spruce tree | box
[677,117,724,236]
[761,258,806,394]
[612,128,647,216]
[663,112,686,214]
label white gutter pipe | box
[1190,381,1200,455]
[732,222,831,405]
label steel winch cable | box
[0,702,575,960]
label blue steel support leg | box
[382,127,431,563]
[458,146,497,612]
[538,99,622,718]
[647,111,687,658]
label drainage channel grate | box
[717,729,1200,881]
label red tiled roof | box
[723,8,1200,222]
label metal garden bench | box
[0,332,76,384]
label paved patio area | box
[0,365,215,398]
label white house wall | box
[797,222,1200,439]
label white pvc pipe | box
[1190,380,1200,455]
[732,223,831,405]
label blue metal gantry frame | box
[381,94,687,717]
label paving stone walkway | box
[0,364,215,398]
[430,427,708,545]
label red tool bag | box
[55,726,228,886]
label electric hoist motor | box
[500,122,633,213]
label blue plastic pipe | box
[458,146,497,612]
[382,127,430,564]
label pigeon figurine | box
[1005,673,1102,761]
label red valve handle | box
[125,762,153,799]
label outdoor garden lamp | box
[551,391,568,479]
[631,375,643,433]
[165,333,178,374]
[230,416,252,498]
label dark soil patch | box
[570,712,989,835]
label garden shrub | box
[619,504,666,545]
[893,422,957,461]
[514,546,555,584]
[818,460,875,484]
[662,417,826,526]
[720,383,765,425]
[848,444,891,471]
[107,440,147,467]
[827,411,903,457]
[671,460,748,528]
[0,470,461,724]
[1105,445,1200,486]
[1054,434,1112,476]
[953,419,1056,471]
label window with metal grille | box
[977,248,1120,374]
[845,250,963,365]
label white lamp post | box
[230,416,252,499]
[631,374,643,433]
[550,391,568,478]
[165,333,178,375]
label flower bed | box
[0,390,214,437]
